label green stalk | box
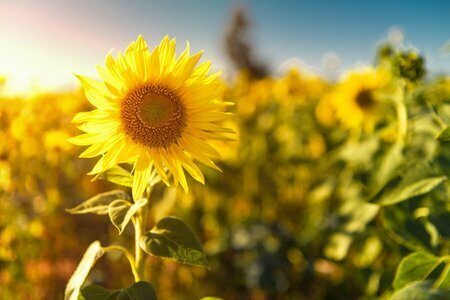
[102,245,139,282]
[134,186,152,281]
[395,83,408,144]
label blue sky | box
[0,0,449,93]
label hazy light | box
[387,27,404,47]
[278,57,320,76]
[440,41,450,56]
[322,52,340,71]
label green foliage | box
[390,281,449,300]
[81,281,156,300]
[375,142,404,187]
[65,241,104,300]
[108,199,148,234]
[382,206,437,251]
[370,163,446,206]
[437,127,450,142]
[66,190,131,215]
[94,166,133,188]
[393,252,444,290]
[140,217,209,268]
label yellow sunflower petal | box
[158,36,176,75]
[170,144,205,184]
[96,64,123,97]
[101,139,126,170]
[150,149,170,185]
[72,110,110,124]
[75,75,116,110]
[68,133,111,146]
[132,152,152,200]
[77,119,120,134]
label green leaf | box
[436,263,450,290]
[81,282,156,300]
[382,207,435,251]
[437,127,450,142]
[393,252,443,290]
[65,241,104,300]
[375,142,404,187]
[108,198,148,234]
[116,281,157,300]
[67,190,131,215]
[342,202,379,233]
[323,232,353,261]
[371,163,446,206]
[339,137,379,165]
[94,166,133,188]
[140,217,209,268]
[390,281,449,300]
[80,284,117,300]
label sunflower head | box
[120,84,187,148]
[70,35,235,200]
[330,67,390,131]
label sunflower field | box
[1,5,450,300]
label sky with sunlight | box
[1,0,449,94]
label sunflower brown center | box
[355,89,375,109]
[120,85,186,148]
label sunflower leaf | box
[393,251,443,290]
[370,162,446,206]
[94,166,133,188]
[116,281,157,300]
[390,281,450,300]
[81,281,156,300]
[66,190,131,215]
[64,241,104,300]
[437,126,450,141]
[139,217,209,268]
[375,142,404,187]
[108,198,148,234]
[80,284,118,299]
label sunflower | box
[70,35,234,200]
[331,67,390,131]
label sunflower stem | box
[102,245,140,282]
[395,82,408,144]
[134,186,151,281]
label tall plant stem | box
[395,83,408,144]
[134,186,151,281]
[103,245,139,282]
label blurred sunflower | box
[331,67,390,131]
[70,35,234,200]
[274,68,326,104]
